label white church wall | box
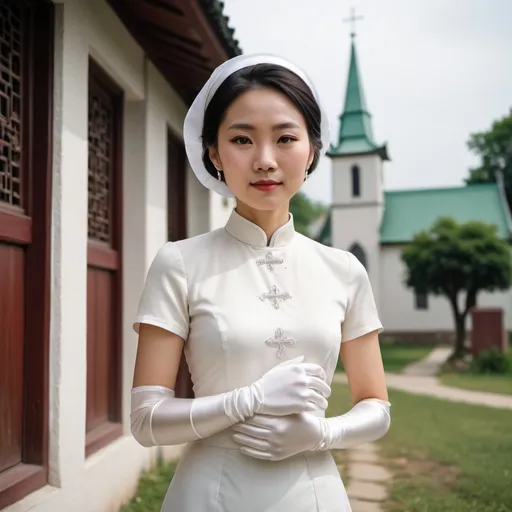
[332,154,384,209]
[332,206,382,303]
[331,154,386,307]
[379,246,512,337]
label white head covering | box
[183,53,331,198]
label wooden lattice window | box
[0,1,24,210]
[88,79,114,245]
[86,59,123,457]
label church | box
[315,33,512,340]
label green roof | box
[314,183,512,246]
[380,183,512,243]
[328,36,388,159]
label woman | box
[131,54,391,512]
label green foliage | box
[465,109,512,208]
[470,348,512,375]
[289,191,327,237]
[120,460,177,512]
[401,217,512,355]
[402,217,511,298]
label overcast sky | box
[221,0,512,204]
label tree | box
[465,109,512,208]
[401,217,512,358]
[290,192,327,237]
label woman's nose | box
[253,145,277,172]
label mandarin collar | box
[224,209,295,248]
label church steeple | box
[329,30,389,160]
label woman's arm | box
[131,324,331,448]
[315,329,390,451]
[340,329,388,403]
[133,323,184,389]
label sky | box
[221,0,512,205]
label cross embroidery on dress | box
[256,252,284,272]
[259,285,291,310]
[265,328,296,359]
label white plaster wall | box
[7,0,187,511]
[379,246,512,333]
[210,194,236,229]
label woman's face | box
[209,87,314,213]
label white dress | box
[133,209,383,512]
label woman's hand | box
[232,412,325,461]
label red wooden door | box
[166,129,194,397]
[0,0,53,507]
[167,129,187,242]
[85,59,123,456]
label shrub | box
[470,348,512,374]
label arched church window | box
[349,243,367,270]
[351,165,361,197]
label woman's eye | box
[279,136,295,144]
[232,137,251,145]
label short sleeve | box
[341,252,383,342]
[133,242,189,340]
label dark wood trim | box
[87,244,119,270]
[85,57,124,457]
[85,423,123,459]
[23,0,53,467]
[0,0,54,507]
[0,465,46,510]
[0,210,32,245]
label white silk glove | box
[232,412,324,461]
[232,398,391,461]
[131,356,331,447]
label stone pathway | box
[401,346,452,376]
[345,443,392,512]
[334,345,512,510]
[333,345,512,410]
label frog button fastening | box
[264,328,296,359]
[259,285,291,310]
[256,251,284,272]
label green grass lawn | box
[328,383,512,512]
[337,342,433,373]
[439,372,512,396]
[120,460,177,512]
[121,379,512,512]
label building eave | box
[327,142,390,161]
[107,0,242,105]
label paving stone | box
[348,450,380,464]
[349,498,382,512]
[347,480,387,502]
[351,442,378,453]
[349,463,392,483]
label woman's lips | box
[251,181,282,192]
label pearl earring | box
[217,169,222,181]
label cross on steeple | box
[343,7,363,38]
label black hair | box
[201,63,323,182]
